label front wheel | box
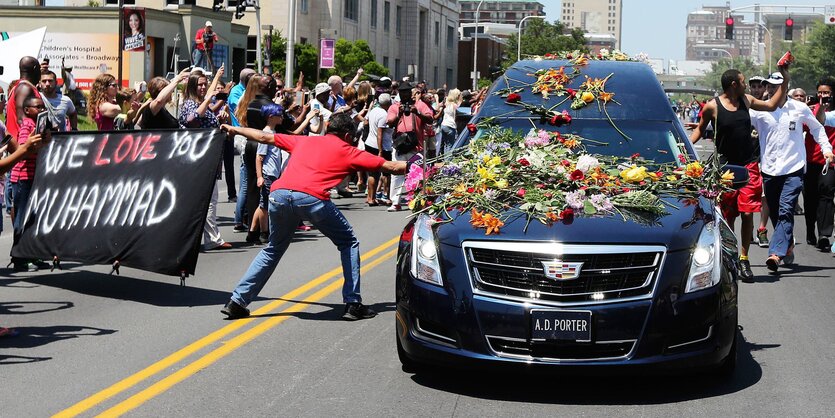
[714,326,738,377]
[397,332,422,373]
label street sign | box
[826,5,835,25]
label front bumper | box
[395,247,738,372]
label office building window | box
[301,0,308,14]
[434,21,440,45]
[345,0,359,21]
[395,58,401,78]
[371,0,378,28]
[446,68,453,86]
[396,6,402,36]
[447,25,454,49]
[384,1,391,31]
[383,56,389,70]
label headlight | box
[685,221,721,293]
[410,214,443,286]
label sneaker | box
[296,224,312,232]
[807,235,818,245]
[739,259,754,283]
[13,262,38,272]
[765,255,780,272]
[260,232,269,242]
[221,300,250,319]
[33,259,50,269]
[818,237,831,251]
[782,248,795,266]
[757,228,769,248]
[246,231,262,245]
[336,189,353,198]
[387,204,402,212]
[233,224,248,232]
[343,303,377,321]
[227,196,237,203]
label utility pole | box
[286,0,297,86]
[117,0,124,86]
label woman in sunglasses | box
[87,74,122,131]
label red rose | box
[544,192,553,198]
[506,93,522,103]
[567,54,573,59]
[467,123,477,133]
[518,158,530,166]
[570,170,585,181]
[467,187,475,193]
[630,153,640,160]
[678,154,687,163]
[536,183,546,189]
[561,111,572,124]
[553,132,562,141]
[561,159,571,167]
[516,188,526,198]
[597,54,603,59]
[622,187,631,193]
[549,115,559,126]
[566,88,576,99]
[561,208,574,219]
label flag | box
[235,0,259,19]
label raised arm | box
[221,124,276,145]
[196,64,225,117]
[747,66,789,111]
[151,68,190,115]
[346,68,363,90]
[688,100,716,144]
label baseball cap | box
[748,75,765,84]
[314,82,331,96]
[378,77,392,87]
[765,72,784,85]
[205,21,213,27]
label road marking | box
[95,247,398,417]
[53,237,399,418]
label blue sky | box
[539,0,833,61]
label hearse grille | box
[464,243,664,304]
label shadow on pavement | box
[407,328,777,405]
[0,301,74,315]
[246,299,396,321]
[0,354,52,365]
[14,270,237,307]
[0,325,116,351]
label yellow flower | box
[666,175,679,182]
[581,91,595,103]
[620,165,648,183]
[408,199,417,210]
[477,166,495,181]
[495,179,508,189]
[721,170,735,184]
[455,183,468,193]
[647,171,659,181]
[685,161,704,178]
[489,156,502,166]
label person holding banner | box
[219,113,408,321]
[179,66,232,251]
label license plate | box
[530,310,592,342]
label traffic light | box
[725,17,734,40]
[785,17,794,41]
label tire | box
[715,326,738,377]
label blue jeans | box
[440,126,457,155]
[231,190,362,306]
[762,169,803,258]
[234,159,248,225]
[11,180,33,234]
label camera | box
[820,96,832,106]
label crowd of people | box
[689,66,835,282]
[0,54,494,330]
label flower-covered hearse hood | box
[405,52,731,252]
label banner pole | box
[118,0,124,86]
[255,6,263,73]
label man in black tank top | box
[688,67,789,282]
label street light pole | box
[286,0,297,85]
[712,48,733,69]
[756,22,773,74]
[472,0,485,91]
[517,15,546,62]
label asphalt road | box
[3,152,835,417]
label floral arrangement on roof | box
[535,49,636,63]
[405,127,733,235]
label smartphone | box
[0,134,12,148]
[295,91,304,106]
[313,103,320,110]
[215,92,229,101]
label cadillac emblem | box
[541,260,584,280]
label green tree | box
[789,22,835,91]
[698,57,766,91]
[263,32,287,74]
[263,32,317,88]
[327,38,388,79]
[503,19,587,67]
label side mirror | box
[724,164,750,190]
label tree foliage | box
[328,38,389,79]
[789,23,835,91]
[698,57,765,92]
[503,19,587,67]
[261,32,317,87]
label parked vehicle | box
[395,59,742,374]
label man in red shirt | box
[219,113,406,320]
[194,21,218,72]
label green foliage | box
[263,32,288,74]
[477,78,493,89]
[87,0,100,6]
[265,32,317,87]
[327,38,388,79]
[789,23,835,91]
[698,57,766,91]
[503,20,588,68]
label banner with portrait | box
[122,7,146,52]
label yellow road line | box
[96,248,398,417]
[53,237,399,418]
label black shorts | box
[364,145,392,180]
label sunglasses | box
[26,104,46,109]
[108,83,118,87]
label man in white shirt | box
[308,83,332,136]
[750,72,835,272]
[363,93,393,206]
